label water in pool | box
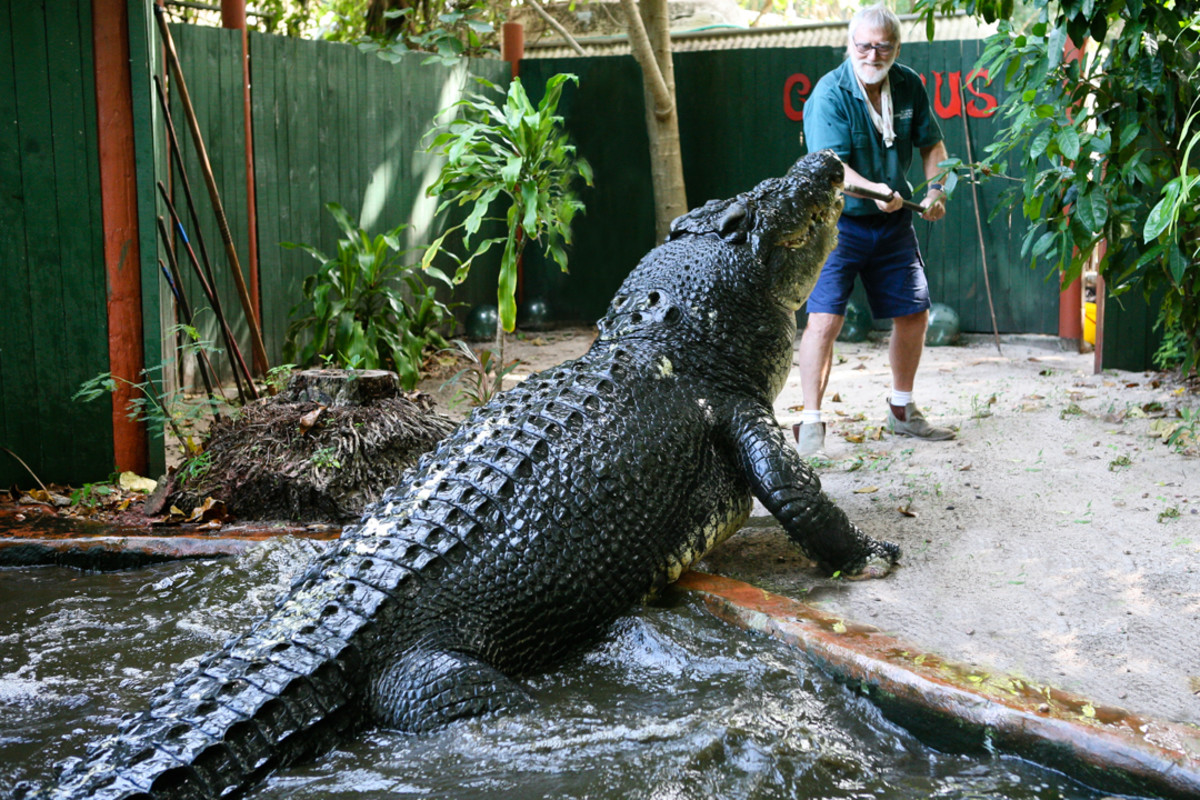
[0,538,1127,799]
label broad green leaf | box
[501,155,523,185]
[1031,129,1052,160]
[1056,127,1081,161]
[324,201,356,236]
[521,182,540,231]
[1143,188,1178,241]
[1167,243,1187,285]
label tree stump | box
[164,369,457,523]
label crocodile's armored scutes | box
[38,150,898,800]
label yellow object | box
[1083,301,1097,345]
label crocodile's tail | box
[45,568,379,800]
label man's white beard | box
[853,58,894,86]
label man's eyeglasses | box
[853,41,896,56]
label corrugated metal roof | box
[522,13,995,59]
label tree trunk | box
[620,0,688,241]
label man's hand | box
[875,190,905,214]
[920,191,946,222]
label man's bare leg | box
[799,312,846,412]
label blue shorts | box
[805,210,930,319]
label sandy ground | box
[435,326,1200,730]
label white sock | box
[800,409,823,425]
[890,389,913,408]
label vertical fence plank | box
[0,0,111,487]
[0,0,38,483]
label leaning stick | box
[153,4,269,375]
[959,100,1003,355]
[157,181,257,401]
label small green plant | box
[310,446,342,471]
[178,450,213,487]
[264,363,297,395]
[1153,315,1190,372]
[1159,506,1181,524]
[71,480,115,510]
[423,74,592,366]
[75,368,197,457]
[283,202,460,390]
[74,324,235,458]
[440,339,520,408]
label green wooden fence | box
[0,0,112,488]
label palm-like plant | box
[422,73,592,375]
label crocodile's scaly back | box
[38,150,898,800]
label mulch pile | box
[160,369,456,523]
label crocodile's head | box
[666,149,844,310]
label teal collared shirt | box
[804,60,943,217]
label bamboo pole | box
[153,4,269,375]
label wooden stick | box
[843,182,927,214]
[153,4,269,375]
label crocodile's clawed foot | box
[842,539,901,581]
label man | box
[795,3,954,457]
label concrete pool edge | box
[676,571,1200,800]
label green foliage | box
[264,363,298,394]
[310,446,343,471]
[282,202,460,390]
[73,324,230,458]
[355,1,500,65]
[439,339,520,408]
[253,0,371,40]
[178,450,213,487]
[423,74,593,334]
[71,480,115,510]
[916,0,1200,373]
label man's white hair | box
[848,4,902,44]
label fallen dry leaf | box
[187,497,231,524]
[854,486,879,494]
[898,505,918,517]
[298,407,324,435]
[830,393,842,403]
[118,471,157,494]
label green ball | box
[465,304,499,341]
[837,301,872,343]
[518,297,552,331]
[926,303,961,346]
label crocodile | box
[38,149,898,800]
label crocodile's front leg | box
[729,402,900,578]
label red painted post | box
[502,21,524,79]
[94,0,148,474]
[223,0,263,371]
